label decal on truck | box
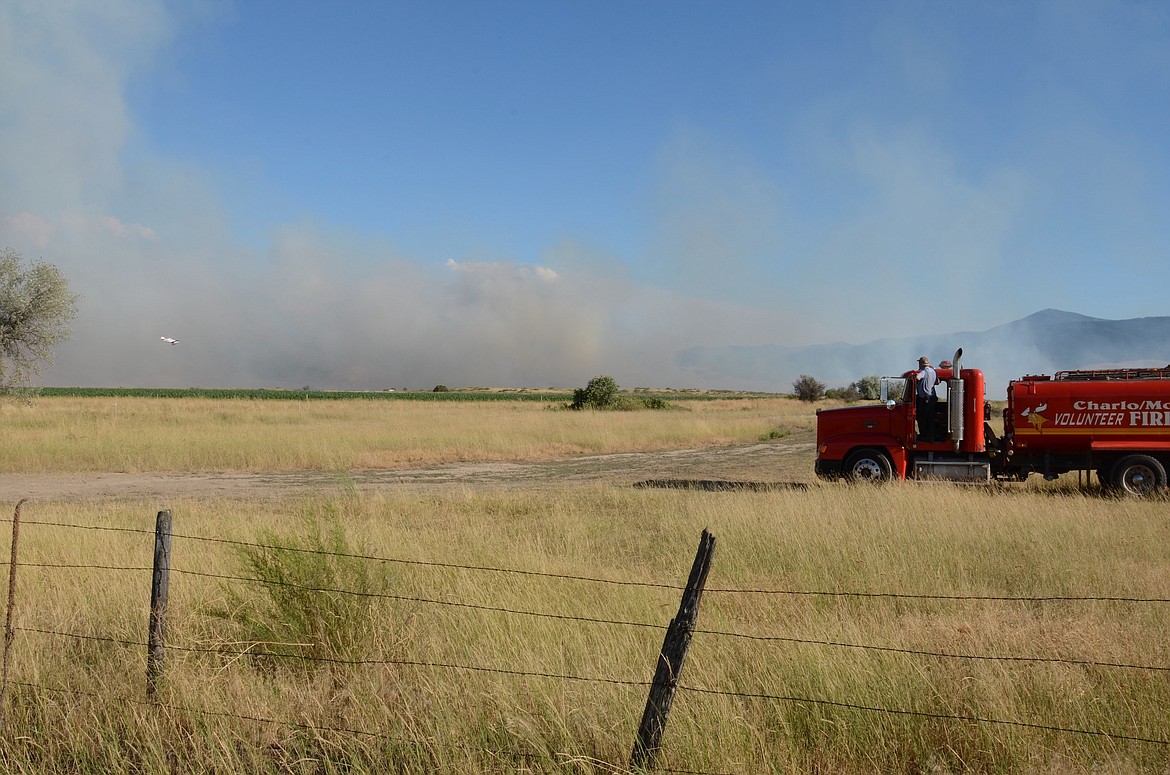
[1018,399,1170,434]
[1020,403,1048,433]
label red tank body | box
[1005,368,1170,481]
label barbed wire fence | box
[0,504,1167,773]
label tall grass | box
[0,396,811,473]
[210,500,392,665]
[1,484,1166,773]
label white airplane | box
[160,336,179,345]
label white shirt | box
[916,366,937,397]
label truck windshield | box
[883,374,948,405]
[881,377,908,403]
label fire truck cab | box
[815,349,991,484]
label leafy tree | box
[432,384,450,392]
[571,375,619,410]
[825,384,861,402]
[856,375,881,400]
[826,376,881,403]
[0,248,79,393]
[792,374,825,402]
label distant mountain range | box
[676,309,1170,396]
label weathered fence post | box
[146,509,172,701]
[630,528,716,772]
[0,499,27,726]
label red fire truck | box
[814,349,1170,495]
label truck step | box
[913,460,992,483]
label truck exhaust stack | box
[948,347,964,452]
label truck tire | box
[1111,455,1167,497]
[844,449,893,483]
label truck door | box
[881,376,917,447]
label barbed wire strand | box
[15,626,651,688]
[21,611,1170,684]
[172,566,666,631]
[677,684,1170,747]
[6,519,1169,604]
[10,649,1166,754]
[21,625,1170,747]
[8,518,682,592]
[704,586,1170,603]
[8,562,1170,675]
[692,627,1170,673]
[6,680,676,775]
[4,561,150,573]
[12,679,727,775]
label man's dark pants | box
[917,396,937,441]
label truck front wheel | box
[844,449,893,483]
[1111,455,1167,496]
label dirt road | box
[0,439,817,501]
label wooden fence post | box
[147,509,172,701]
[0,499,27,727]
[630,528,716,772]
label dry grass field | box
[0,395,1166,773]
[0,395,812,474]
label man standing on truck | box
[916,356,938,441]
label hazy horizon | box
[3,2,1168,391]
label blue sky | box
[1,1,1168,390]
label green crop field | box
[33,386,778,402]
[36,386,576,401]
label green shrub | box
[211,505,392,668]
[432,384,450,392]
[570,375,620,410]
[568,376,675,411]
